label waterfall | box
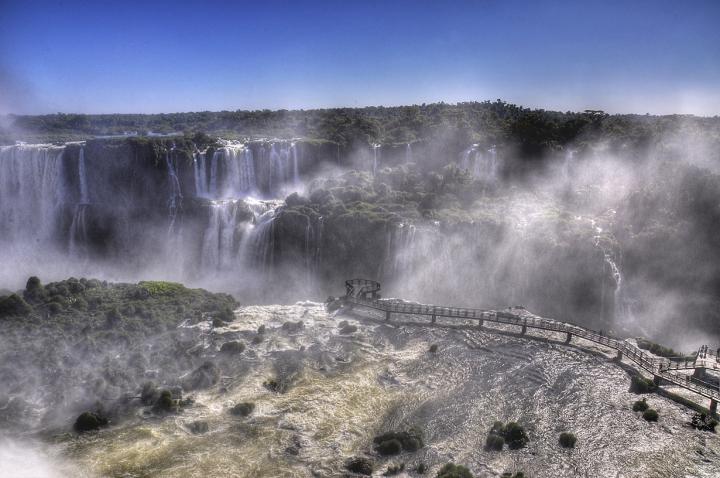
[209,151,220,197]
[269,143,280,193]
[165,150,183,233]
[390,223,418,276]
[562,149,575,182]
[291,142,300,187]
[70,145,90,256]
[199,198,282,273]
[372,144,380,174]
[242,147,257,193]
[69,204,88,257]
[194,152,208,197]
[460,144,498,182]
[200,200,241,270]
[406,143,413,162]
[0,144,67,246]
[589,215,642,332]
[245,207,277,270]
[78,146,89,204]
[195,145,258,199]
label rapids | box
[41,303,720,478]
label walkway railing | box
[343,279,720,404]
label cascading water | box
[0,144,67,246]
[588,213,642,333]
[78,146,89,204]
[199,198,283,274]
[244,206,277,270]
[200,200,241,270]
[69,145,90,257]
[165,149,183,233]
[406,142,413,162]
[291,142,300,188]
[562,149,576,182]
[209,150,220,197]
[460,144,498,182]
[194,151,208,197]
[372,144,380,174]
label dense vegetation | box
[4,101,719,160]
[0,276,237,432]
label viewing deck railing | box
[343,279,720,402]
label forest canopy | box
[3,101,719,159]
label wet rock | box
[281,321,304,333]
[187,420,209,434]
[229,402,255,417]
[183,361,220,390]
[220,340,245,354]
[345,457,373,475]
[339,323,358,335]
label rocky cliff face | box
[2,136,686,341]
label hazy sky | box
[1,0,719,115]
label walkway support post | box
[653,375,662,386]
[711,399,718,415]
[478,319,483,329]
[565,333,572,343]
[386,310,391,321]
[521,325,527,335]
[616,350,623,361]
[431,315,436,324]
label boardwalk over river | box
[343,278,720,414]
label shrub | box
[643,409,659,422]
[559,432,576,448]
[140,382,159,405]
[416,462,427,474]
[503,422,529,450]
[374,428,424,455]
[485,433,505,451]
[376,438,402,456]
[632,399,649,412]
[74,411,108,432]
[345,457,373,475]
[629,375,656,394]
[691,412,718,432]
[429,344,439,353]
[636,338,680,358]
[23,276,44,303]
[263,377,286,393]
[490,421,505,436]
[0,294,32,317]
[436,463,473,478]
[154,390,175,412]
[230,402,255,417]
[48,301,62,315]
[105,307,123,326]
[216,306,235,322]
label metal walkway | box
[343,279,720,412]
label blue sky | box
[1,0,719,115]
